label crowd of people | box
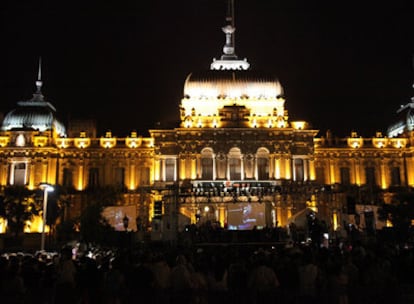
[1,234,414,304]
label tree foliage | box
[78,186,121,246]
[0,186,41,236]
[378,191,414,244]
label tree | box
[78,186,122,246]
[377,191,414,244]
[79,202,115,246]
[0,186,41,236]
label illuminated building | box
[0,3,412,237]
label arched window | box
[256,148,269,180]
[294,159,304,182]
[229,147,242,180]
[201,148,214,180]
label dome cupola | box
[1,58,66,137]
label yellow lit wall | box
[274,157,281,179]
[0,218,6,233]
[77,165,84,191]
[129,164,136,190]
[308,159,315,181]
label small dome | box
[387,101,414,137]
[2,99,66,137]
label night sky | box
[1,0,413,138]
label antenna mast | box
[36,57,43,94]
[226,0,235,50]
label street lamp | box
[39,183,54,251]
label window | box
[229,158,241,180]
[201,148,214,180]
[257,158,269,180]
[340,167,351,185]
[257,148,269,180]
[294,159,304,182]
[62,168,73,188]
[315,167,325,184]
[11,162,27,185]
[114,167,125,188]
[88,168,99,189]
[165,159,175,181]
[365,167,376,186]
[229,148,242,180]
[140,167,150,186]
[390,167,401,186]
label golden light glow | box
[185,118,192,128]
[347,137,363,148]
[218,207,225,228]
[55,138,72,148]
[0,136,10,147]
[251,118,257,128]
[143,138,154,147]
[267,118,273,128]
[274,158,281,179]
[373,137,387,148]
[284,158,291,179]
[276,117,286,128]
[308,159,316,180]
[0,218,6,233]
[129,164,136,190]
[24,216,49,233]
[77,165,84,191]
[154,159,160,181]
[33,136,48,147]
[390,138,407,148]
[126,136,142,148]
[74,137,91,149]
[333,211,338,230]
[291,121,306,130]
[100,131,116,148]
[101,138,116,148]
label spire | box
[222,0,236,58]
[36,57,43,94]
[211,0,250,70]
[32,57,44,101]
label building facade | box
[0,4,412,238]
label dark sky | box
[1,0,413,137]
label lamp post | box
[39,183,54,251]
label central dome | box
[183,70,284,100]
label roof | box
[1,98,66,136]
[184,70,284,99]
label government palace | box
[0,2,412,239]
